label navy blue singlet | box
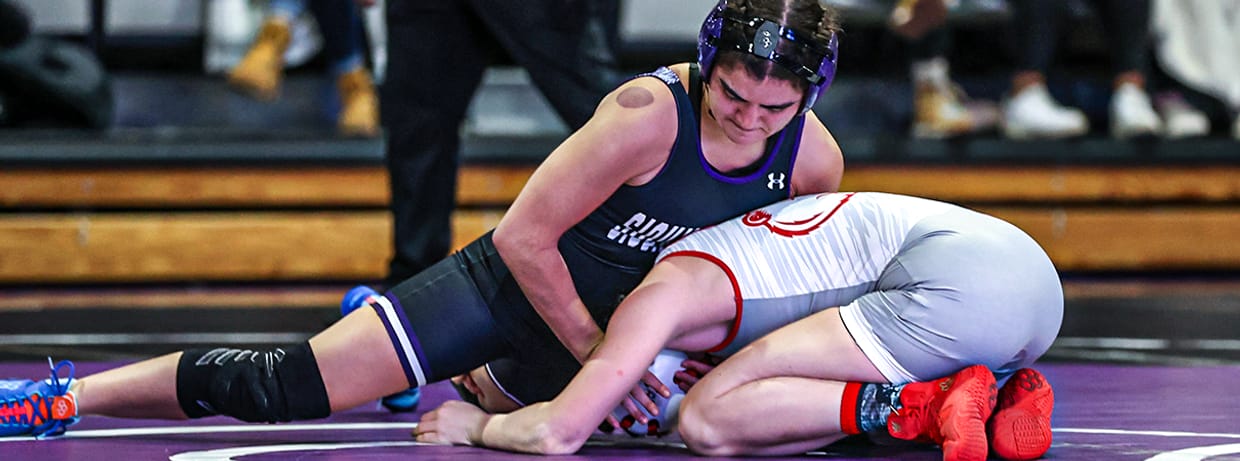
[562,65,805,324]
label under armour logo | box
[761,32,772,49]
[767,172,786,190]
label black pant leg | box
[381,0,493,288]
[1092,0,1151,75]
[1009,0,1070,74]
[470,0,619,129]
[306,0,365,69]
[909,26,952,61]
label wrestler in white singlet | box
[658,192,1063,383]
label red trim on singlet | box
[659,250,742,354]
[741,192,855,237]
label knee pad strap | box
[176,342,331,423]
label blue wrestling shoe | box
[340,285,382,315]
[341,286,420,413]
[379,388,421,413]
[0,359,79,437]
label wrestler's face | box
[451,368,521,414]
[704,64,803,145]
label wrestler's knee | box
[175,343,330,423]
[677,393,744,456]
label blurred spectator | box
[1150,0,1240,140]
[1148,83,1211,139]
[890,0,999,138]
[1001,0,1161,140]
[0,0,29,125]
[227,0,379,137]
[372,0,620,289]
[0,0,30,49]
[0,0,112,129]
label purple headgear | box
[697,0,839,114]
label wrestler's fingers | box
[681,358,715,375]
[641,369,671,398]
[600,413,619,433]
[621,392,649,423]
[672,370,698,392]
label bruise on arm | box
[616,86,655,109]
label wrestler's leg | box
[73,306,405,419]
[678,307,884,456]
[71,354,185,419]
[309,307,414,410]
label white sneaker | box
[1110,83,1163,139]
[1154,93,1209,139]
[1002,83,1089,139]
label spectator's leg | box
[1001,0,1088,139]
[471,0,619,130]
[1094,0,1151,84]
[1009,0,1067,86]
[382,0,494,287]
[227,0,299,100]
[306,0,366,77]
[309,0,378,136]
[908,28,982,138]
[1093,0,1162,138]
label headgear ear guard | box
[697,0,839,114]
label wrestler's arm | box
[415,256,736,453]
[789,111,844,196]
[478,257,736,454]
[491,78,677,363]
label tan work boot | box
[912,82,999,139]
[337,67,380,137]
[227,18,291,101]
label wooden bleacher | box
[3,133,1240,284]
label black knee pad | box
[176,342,330,423]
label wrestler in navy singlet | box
[659,192,1064,383]
[564,65,803,321]
[368,66,811,404]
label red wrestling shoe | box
[888,364,997,461]
[987,368,1054,460]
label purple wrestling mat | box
[2,361,1239,460]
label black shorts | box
[372,231,645,404]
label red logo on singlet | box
[741,192,854,237]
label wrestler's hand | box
[414,400,491,446]
[614,369,672,426]
[672,358,717,392]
